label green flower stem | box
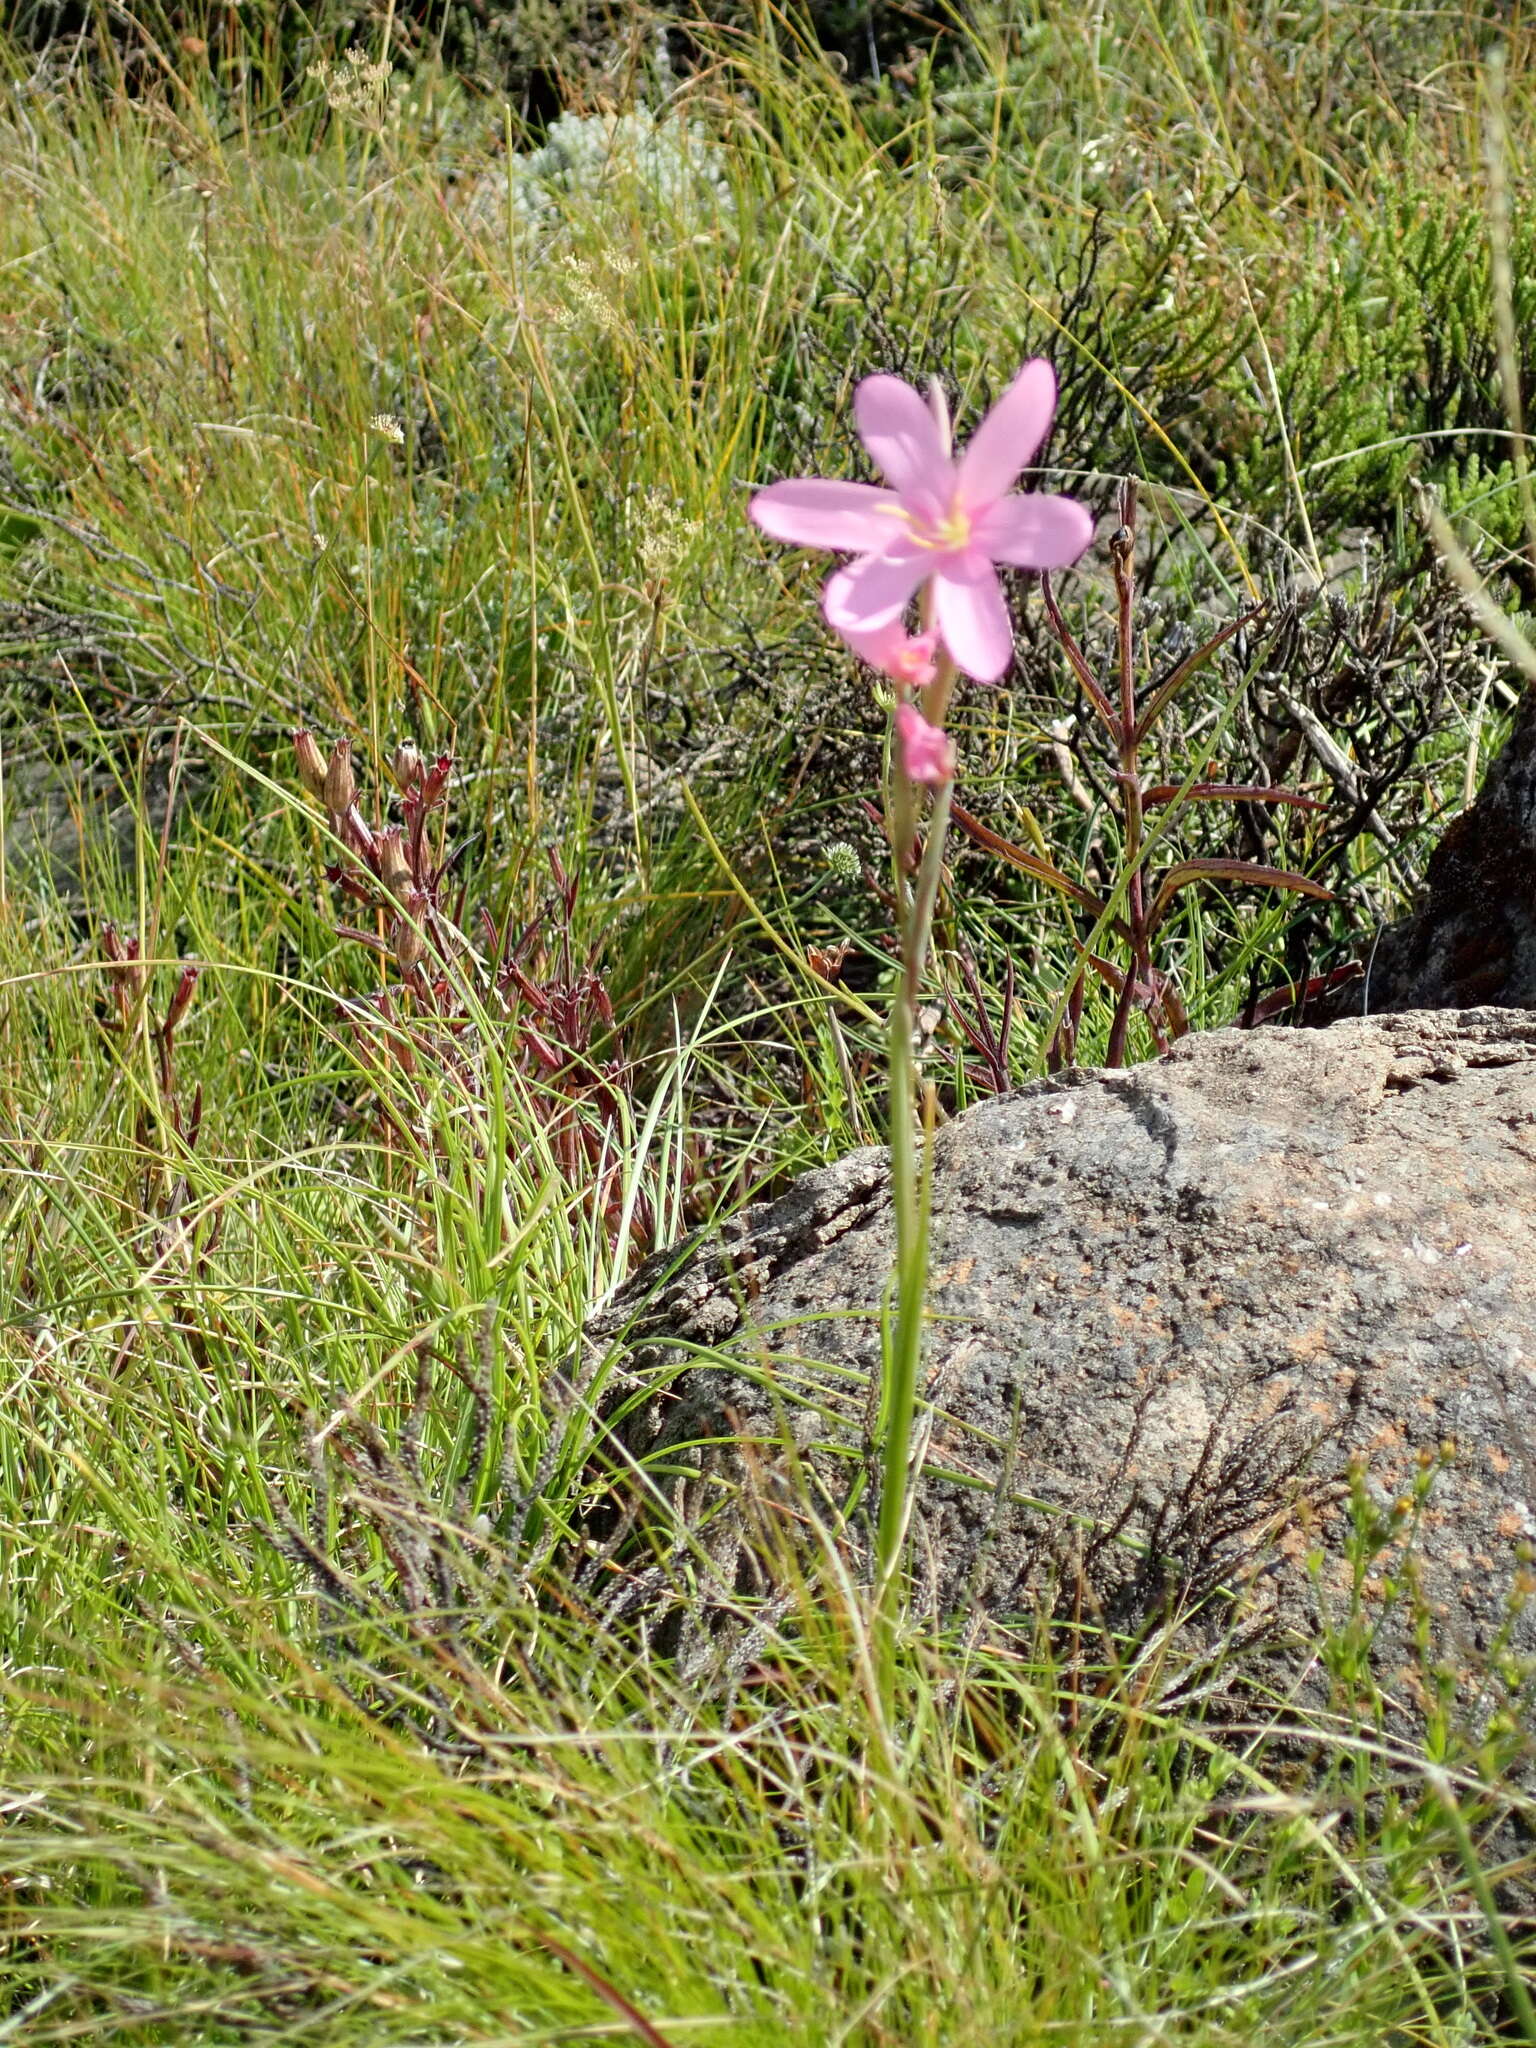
[1106,514,1148,1068]
[877,656,958,1606]
[878,962,922,1599]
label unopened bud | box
[391,740,423,791]
[164,964,200,1034]
[391,891,428,973]
[376,826,412,897]
[101,922,148,995]
[323,737,358,816]
[294,730,329,800]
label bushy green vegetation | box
[2,3,1533,2039]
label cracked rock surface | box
[590,1009,1536,1716]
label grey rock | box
[1309,686,1536,1018]
[590,1009,1536,1721]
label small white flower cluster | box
[367,413,406,444]
[307,45,393,125]
[465,106,733,234]
[549,250,637,339]
[635,488,700,585]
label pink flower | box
[749,361,1093,684]
[839,617,940,690]
[894,701,954,786]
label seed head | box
[391,739,424,791]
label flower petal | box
[971,491,1094,569]
[837,616,939,687]
[933,553,1014,682]
[854,374,953,506]
[956,359,1058,511]
[822,549,928,634]
[749,478,902,552]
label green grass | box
[2,2,1534,2039]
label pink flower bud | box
[894,701,955,788]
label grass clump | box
[3,1,1535,2038]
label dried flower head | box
[806,940,853,981]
